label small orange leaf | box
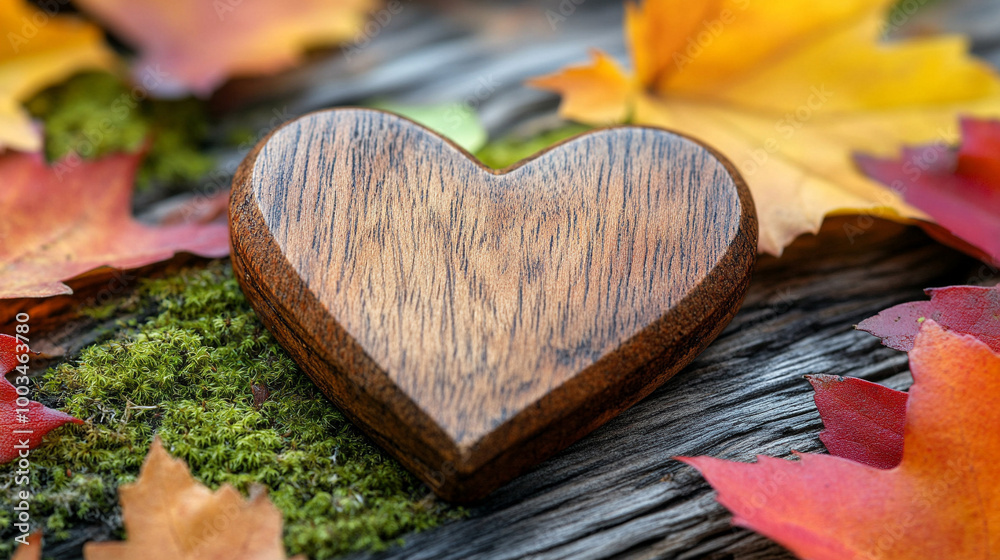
[83,437,304,560]
[680,322,1000,559]
[73,0,374,96]
[0,151,229,299]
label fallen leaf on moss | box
[530,0,1000,255]
[73,0,373,96]
[0,151,229,299]
[83,437,304,560]
[855,117,1000,263]
[858,284,1000,353]
[1,335,82,464]
[680,322,1000,559]
[0,0,115,151]
[11,532,41,560]
[806,374,906,470]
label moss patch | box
[25,71,214,188]
[0,262,461,558]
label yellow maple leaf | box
[83,438,304,560]
[0,0,115,151]
[530,0,1000,254]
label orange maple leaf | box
[0,152,229,299]
[73,0,374,96]
[680,321,999,559]
[530,0,1000,255]
[84,437,304,560]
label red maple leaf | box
[1,334,82,463]
[806,375,906,470]
[855,117,1000,264]
[0,151,229,299]
[680,322,1000,560]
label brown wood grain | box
[229,108,757,501]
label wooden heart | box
[230,109,756,501]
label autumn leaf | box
[806,374,906,470]
[73,0,374,97]
[529,0,1000,255]
[83,437,304,560]
[680,322,1000,560]
[11,532,41,560]
[1,334,82,464]
[0,0,115,151]
[858,284,1000,353]
[0,151,229,299]
[855,117,1000,263]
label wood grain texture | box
[229,108,757,501]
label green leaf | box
[369,101,488,153]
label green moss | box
[0,262,461,558]
[474,123,591,169]
[25,71,214,188]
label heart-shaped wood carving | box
[230,109,756,501]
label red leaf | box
[0,152,229,299]
[857,284,1000,353]
[0,334,82,464]
[680,322,1000,560]
[854,117,1000,264]
[806,375,907,469]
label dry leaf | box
[0,0,115,150]
[0,151,229,299]
[855,117,1000,263]
[73,0,374,96]
[1,334,83,463]
[680,322,1000,559]
[84,437,304,560]
[530,0,1000,255]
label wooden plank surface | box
[31,0,1000,558]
